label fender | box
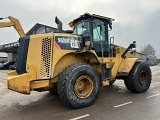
[51,51,100,83]
[117,58,139,76]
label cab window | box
[73,21,90,36]
[92,19,106,42]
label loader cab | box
[70,13,114,57]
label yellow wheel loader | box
[8,13,152,109]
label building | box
[0,23,57,61]
[26,23,57,35]
[0,56,7,61]
[141,44,155,56]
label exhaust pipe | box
[55,16,62,32]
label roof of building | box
[26,23,57,35]
[0,42,18,53]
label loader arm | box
[0,16,25,37]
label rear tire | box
[124,62,152,93]
[57,63,101,109]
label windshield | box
[73,21,90,36]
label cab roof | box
[69,12,115,27]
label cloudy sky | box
[1,0,160,56]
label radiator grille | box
[40,37,52,77]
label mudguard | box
[117,58,139,76]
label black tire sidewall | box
[133,62,151,92]
[125,62,152,93]
[60,64,100,108]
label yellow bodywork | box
[118,58,138,73]
[8,32,139,94]
[8,65,36,94]
[8,64,50,94]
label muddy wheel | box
[124,62,152,93]
[57,63,101,109]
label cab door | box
[91,19,110,57]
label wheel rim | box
[139,70,148,86]
[74,75,93,98]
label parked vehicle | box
[0,61,15,70]
[0,60,7,63]
[146,55,157,66]
[9,62,16,70]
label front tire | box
[124,62,152,93]
[57,63,101,109]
